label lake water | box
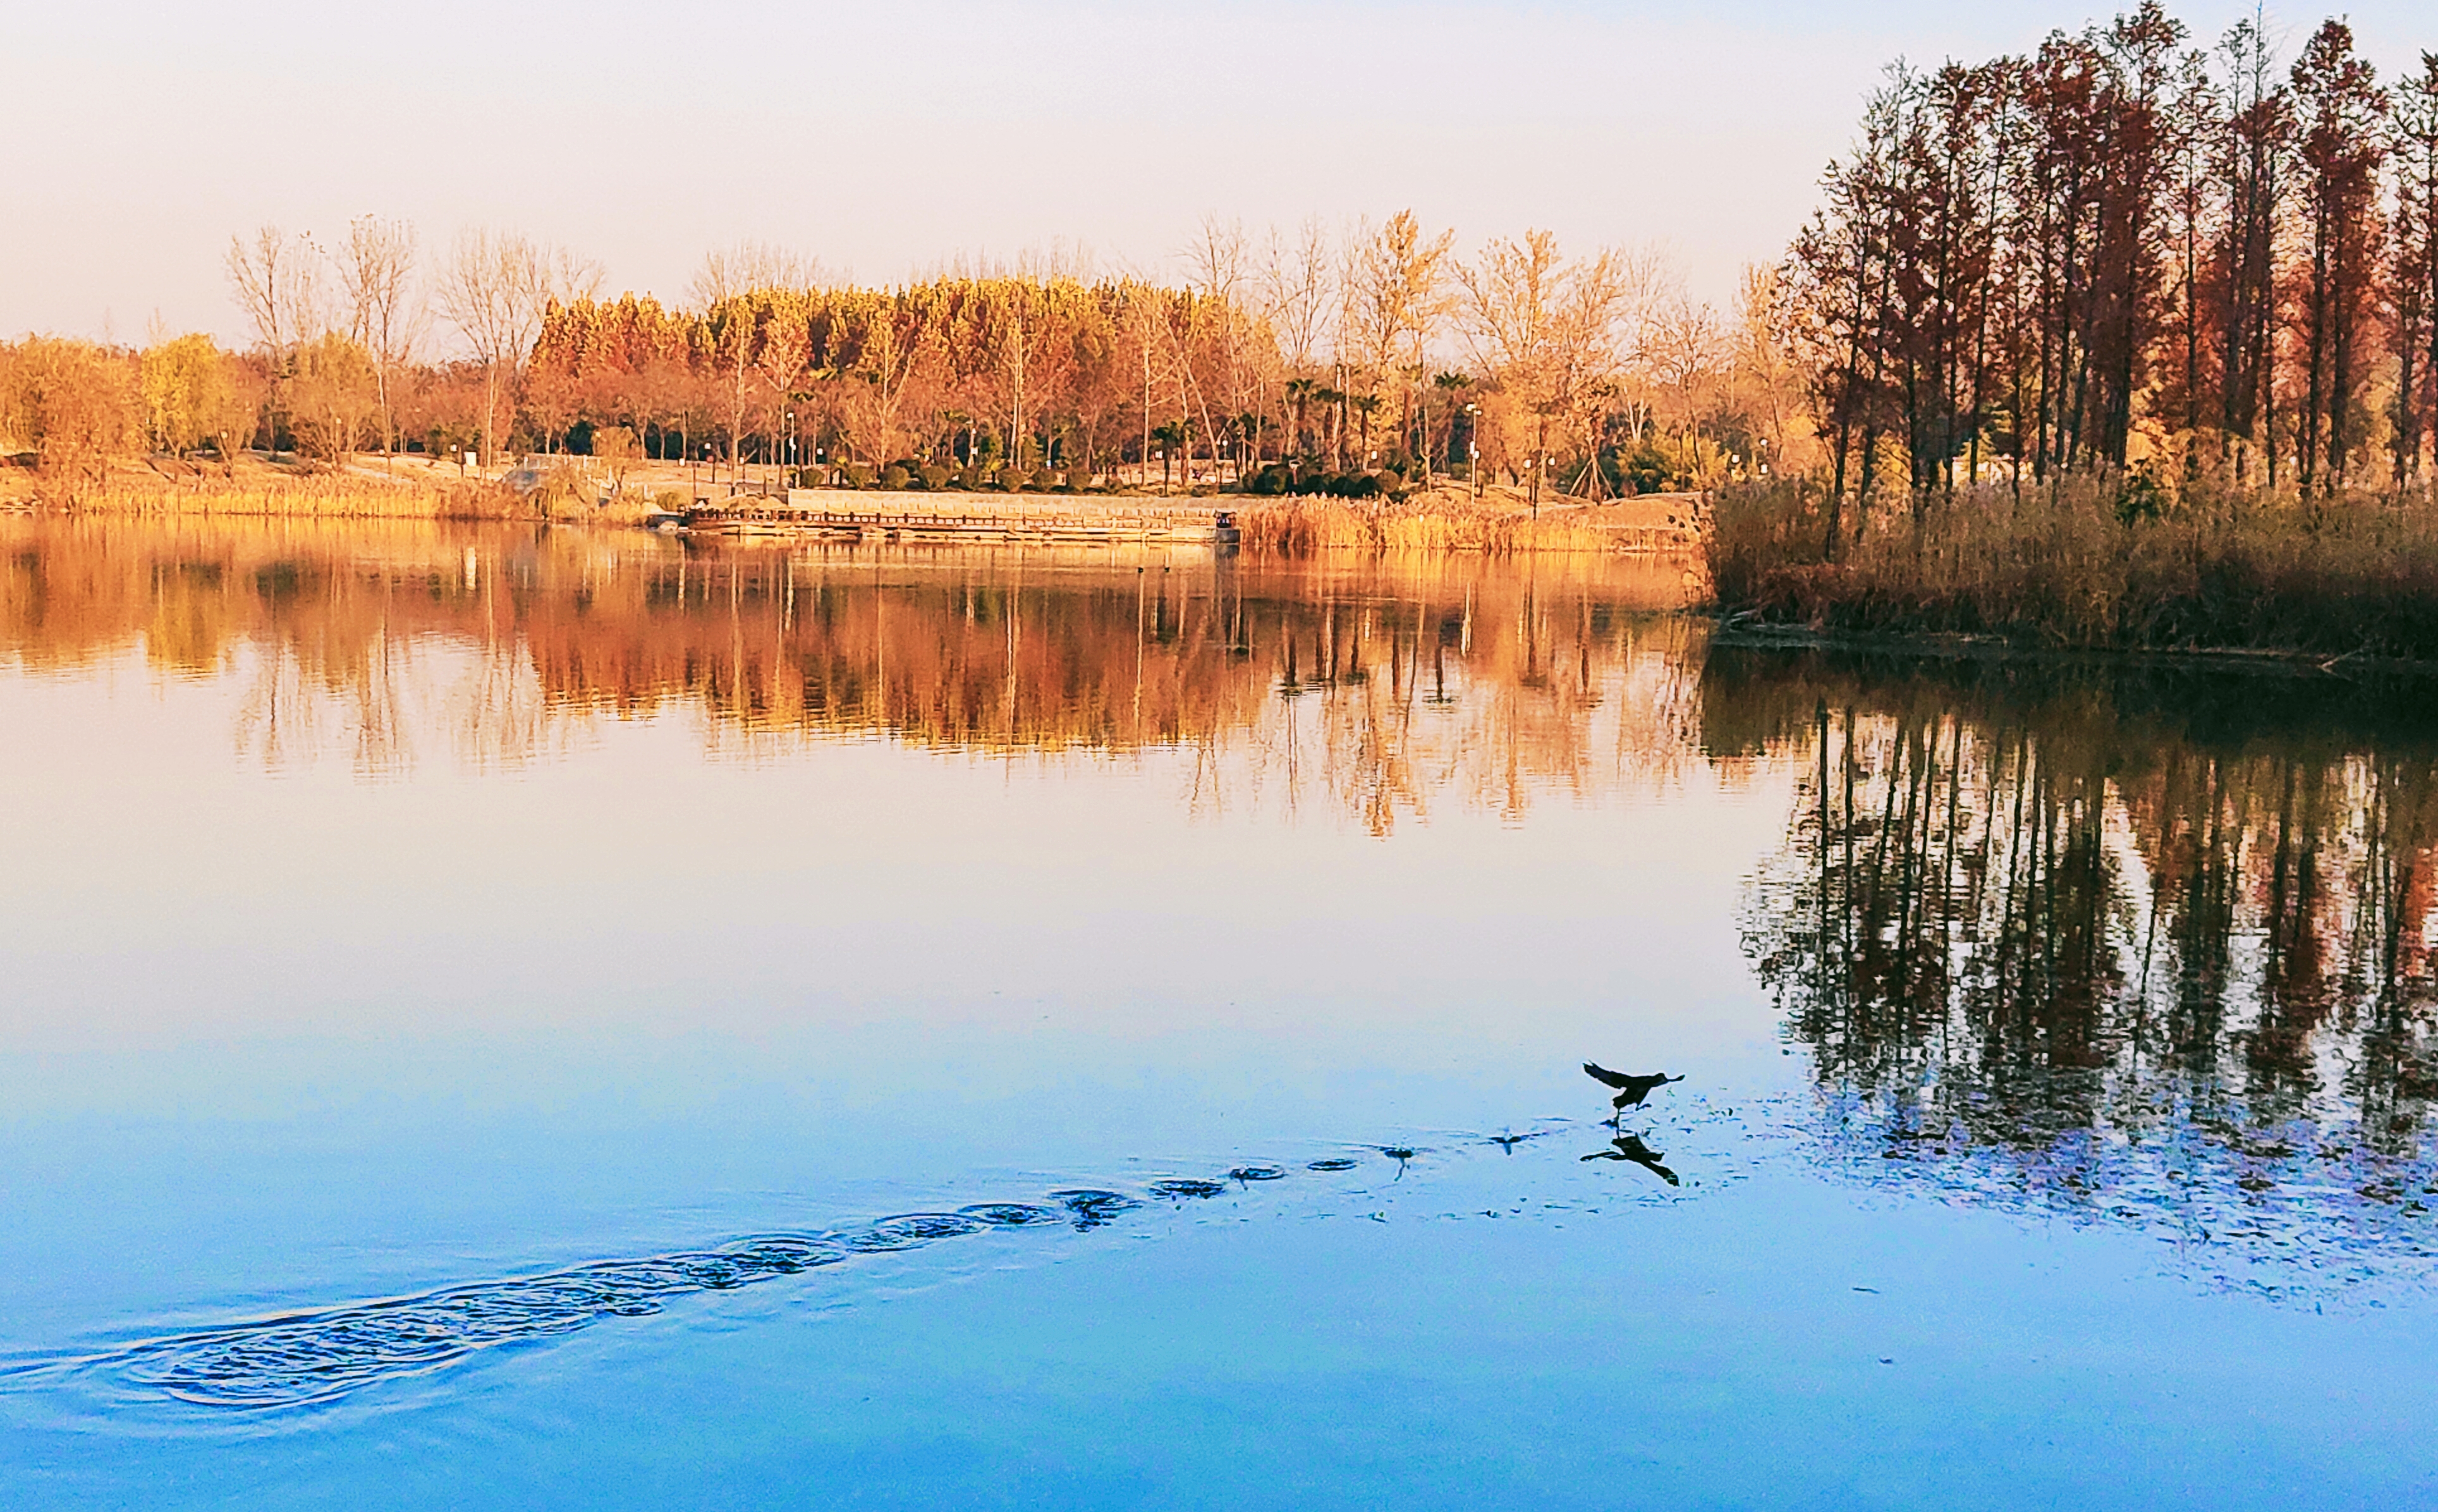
[3,515,2435,1508]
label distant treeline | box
[529,233,1796,503]
[1788,2,2438,535]
[3,217,1813,506]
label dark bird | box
[1581,1131,1680,1185]
[1583,1063,1684,1117]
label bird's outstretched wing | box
[1583,1061,1635,1090]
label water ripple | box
[15,1152,1438,1413]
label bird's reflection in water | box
[1582,1132,1681,1185]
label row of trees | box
[7,217,1812,501]
[223,219,600,468]
[1787,3,2438,546]
[0,221,599,482]
[526,218,1814,504]
[0,330,540,484]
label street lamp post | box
[1465,405,1480,501]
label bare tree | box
[1186,215,1258,474]
[436,229,601,468]
[689,240,823,308]
[1645,292,1726,454]
[1256,217,1338,374]
[225,225,337,456]
[1731,264,1803,475]
[226,227,331,355]
[226,226,299,360]
[338,216,423,463]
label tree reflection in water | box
[0,515,1705,832]
[1717,649,2438,1295]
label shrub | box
[920,464,950,490]
[1620,445,1671,495]
[881,464,910,491]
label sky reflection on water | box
[3,518,2437,1507]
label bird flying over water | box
[1583,1063,1683,1116]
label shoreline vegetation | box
[1706,3,2438,667]
[1709,475,2438,666]
[0,451,1702,553]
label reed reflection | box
[0,516,1702,829]
[1719,652,2438,1292]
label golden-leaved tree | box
[286,333,381,468]
[1459,231,1649,509]
[0,338,139,485]
[140,334,257,462]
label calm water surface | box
[2,516,2435,1507]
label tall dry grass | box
[37,463,520,519]
[1236,496,1616,554]
[1709,475,2438,658]
[22,457,673,523]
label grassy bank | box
[1708,476,2438,661]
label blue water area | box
[3,521,2435,1507]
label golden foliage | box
[0,338,140,485]
[140,334,243,457]
[286,333,381,467]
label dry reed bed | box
[1709,477,2438,659]
[1234,497,1619,554]
[23,462,681,524]
[39,470,519,519]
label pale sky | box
[8,1,2430,349]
